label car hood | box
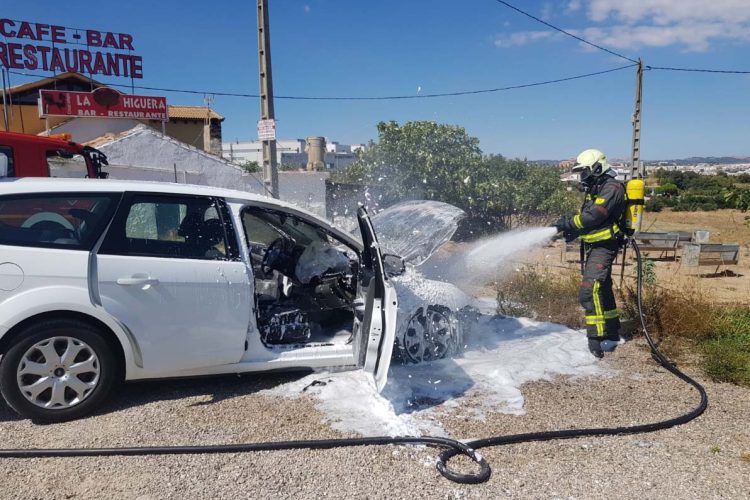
[369,200,465,266]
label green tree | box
[335,120,483,203]
[654,182,679,197]
[334,120,576,235]
[725,188,750,212]
[240,160,261,173]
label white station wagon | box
[0,178,471,422]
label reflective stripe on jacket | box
[575,175,626,244]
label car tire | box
[0,319,118,423]
[397,305,463,364]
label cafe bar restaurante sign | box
[0,19,143,78]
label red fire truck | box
[0,131,108,179]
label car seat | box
[177,213,225,258]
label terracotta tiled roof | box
[167,106,224,121]
[7,72,102,95]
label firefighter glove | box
[554,216,575,232]
[554,216,578,243]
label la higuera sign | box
[39,88,168,121]
[0,19,143,79]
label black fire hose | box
[438,239,709,473]
[0,240,707,485]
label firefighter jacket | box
[572,173,627,244]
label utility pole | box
[630,59,644,180]
[257,0,279,198]
[1,68,10,131]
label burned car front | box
[367,201,477,363]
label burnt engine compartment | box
[252,237,359,346]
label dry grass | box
[700,309,750,387]
[496,264,750,387]
[642,208,750,246]
[496,265,583,328]
[618,283,721,341]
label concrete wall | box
[278,171,329,217]
[96,125,265,194]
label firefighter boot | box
[588,338,604,358]
[588,335,620,358]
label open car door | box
[356,206,398,392]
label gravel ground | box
[1,339,748,499]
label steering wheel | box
[262,237,287,275]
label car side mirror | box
[383,253,405,277]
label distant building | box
[222,138,360,170]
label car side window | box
[0,146,14,177]
[0,193,118,250]
[100,194,233,260]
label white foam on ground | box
[261,226,602,437]
[263,314,606,437]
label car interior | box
[0,195,113,248]
[241,207,361,348]
[121,200,229,260]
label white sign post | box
[257,119,276,141]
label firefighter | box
[555,149,627,358]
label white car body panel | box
[358,211,398,391]
[0,178,402,388]
[95,254,252,375]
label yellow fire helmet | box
[572,148,610,176]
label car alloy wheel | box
[402,306,457,363]
[16,336,101,410]
[0,318,118,422]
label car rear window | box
[0,193,119,250]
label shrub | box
[334,121,576,237]
[618,282,720,341]
[495,259,750,387]
[700,309,750,386]
[645,198,664,212]
[496,265,583,328]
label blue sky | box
[4,0,749,160]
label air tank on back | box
[306,137,326,171]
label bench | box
[634,232,681,260]
[562,238,581,263]
[561,238,627,265]
[682,243,740,275]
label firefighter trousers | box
[580,240,621,339]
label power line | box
[9,64,635,101]
[647,65,750,74]
[492,0,640,65]
[7,64,635,101]
[492,1,750,75]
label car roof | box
[0,178,362,249]
[1,177,269,200]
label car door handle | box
[116,276,159,286]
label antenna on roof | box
[203,94,214,126]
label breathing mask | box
[576,161,603,192]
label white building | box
[88,125,265,193]
[222,138,361,170]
